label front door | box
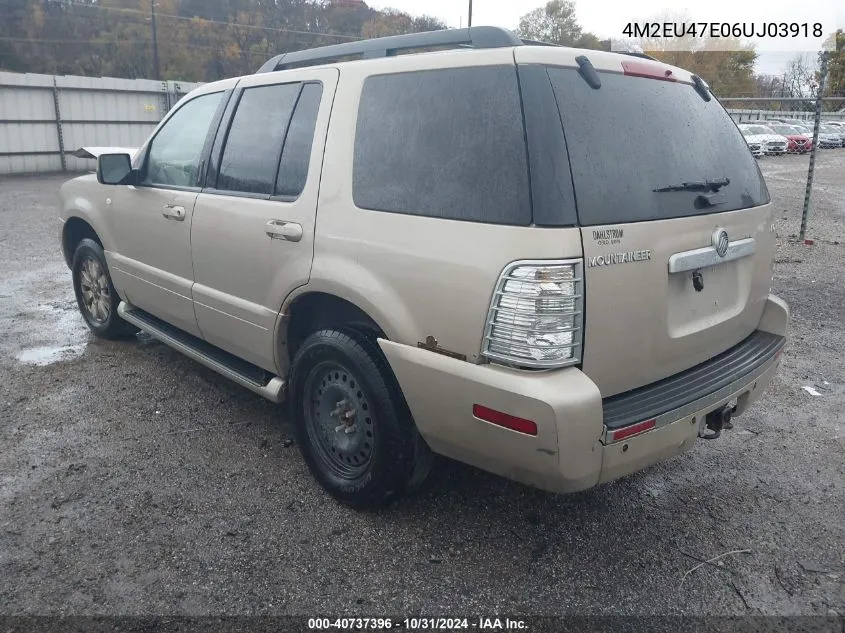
[190,69,338,372]
[107,90,228,337]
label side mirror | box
[97,153,136,185]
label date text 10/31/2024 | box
[307,617,528,630]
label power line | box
[0,35,268,54]
[60,2,362,41]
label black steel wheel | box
[303,360,377,480]
[289,328,429,508]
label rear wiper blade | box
[653,177,730,193]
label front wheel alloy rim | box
[79,256,111,324]
[304,361,375,480]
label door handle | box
[162,205,186,221]
[266,220,303,242]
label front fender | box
[59,175,118,254]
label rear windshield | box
[547,68,769,226]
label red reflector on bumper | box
[622,60,677,82]
[472,404,537,436]
[611,418,656,442]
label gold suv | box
[59,28,789,507]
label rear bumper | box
[379,294,789,494]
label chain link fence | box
[719,53,843,242]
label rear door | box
[519,51,775,397]
[190,68,337,372]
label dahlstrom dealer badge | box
[587,249,652,268]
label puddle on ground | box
[15,344,86,366]
[2,267,91,366]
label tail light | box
[482,259,583,369]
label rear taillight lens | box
[482,260,583,369]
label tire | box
[71,238,138,340]
[289,328,431,508]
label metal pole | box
[468,0,473,28]
[151,0,161,80]
[51,77,66,172]
[799,51,829,242]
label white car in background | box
[737,123,788,156]
[818,124,845,148]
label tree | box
[517,1,577,45]
[822,30,844,109]
[516,1,606,50]
[0,0,449,81]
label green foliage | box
[823,30,844,105]
[0,0,447,81]
[516,0,607,50]
[648,43,758,97]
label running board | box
[117,302,285,403]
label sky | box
[368,0,842,75]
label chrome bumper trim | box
[668,238,756,274]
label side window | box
[352,66,531,225]
[216,83,300,195]
[143,92,224,188]
[275,83,322,198]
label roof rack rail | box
[256,26,524,73]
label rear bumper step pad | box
[602,330,785,431]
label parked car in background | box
[768,124,812,153]
[782,118,812,128]
[737,125,764,156]
[818,124,845,148]
[737,124,788,156]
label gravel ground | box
[0,153,843,619]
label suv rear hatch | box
[517,49,775,397]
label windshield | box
[547,68,768,225]
[745,125,771,135]
[770,125,793,135]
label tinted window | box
[217,83,300,195]
[276,83,322,198]
[353,66,531,225]
[144,92,223,188]
[547,68,769,226]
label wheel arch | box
[279,291,389,374]
[62,216,103,268]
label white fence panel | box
[0,71,202,175]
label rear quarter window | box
[547,67,770,226]
[353,66,531,226]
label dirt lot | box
[0,153,843,619]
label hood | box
[72,146,138,159]
[743,134,786,143]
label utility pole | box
[468,0,473,28]
[151,0,161,80]
[799,50,829,242]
